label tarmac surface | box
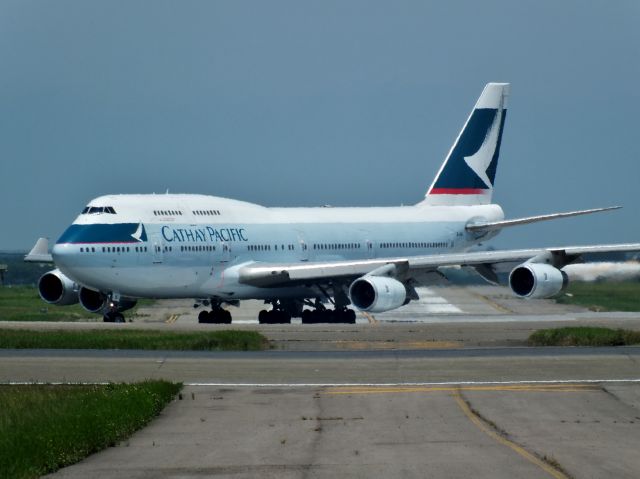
[3,284,640,478]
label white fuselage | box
[52,194,504,300]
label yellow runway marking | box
[165,314,179,324]
[453,389,570,479]
[468,290,515,313]
[325,383,599,395]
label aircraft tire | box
[301,310,316,324]
[198,311,211,323]
[276,310,291,324]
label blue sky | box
[1,0,639,251]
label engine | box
[78,287,108,313]
[509,263,568,299]
[38,269,79,305]
[78,287,137,314]
[349,276,407,313]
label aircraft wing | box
[465,206,621,233]
[238,243,640,287]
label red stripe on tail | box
[429,188,486,195]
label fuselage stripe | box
[429,188,486,195]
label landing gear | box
[103,312,125,323]
[101,293,136,323]
[198,308,232,324]
[258,309,291,324]
[301,308,356,324]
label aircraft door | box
[220,242,231,262]
[296,231,309,261]
[365,239,375,258]
[360,230,375,259]
[212,240,231,263]
[150,232,164,264]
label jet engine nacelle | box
[509,263,568,299]
[349,276,407,313]
[78,287,137,314]
[38,269,79,305]
[78,287,108,313]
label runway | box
[3,285,638,478]
[44,380,640,479]
[18,344,639,479]
[3,345,640,385]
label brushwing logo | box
[131,223,148,242]
[463,109,502,189]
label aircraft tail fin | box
[420,83,509,206]
[24,237,53,263]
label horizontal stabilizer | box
[466,206,621,233]
[24,237,53,263]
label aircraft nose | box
[52,242,74,265]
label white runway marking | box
[183,378,640,387]
[7,379,637,387]
[379,287,463,319]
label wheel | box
[103,313,114,323]
[223,310,232,324]
[113,313,125,323]
[258,310,269,324]
[275,310,291,324]
[340,309,356,324]
[302,310,319,324]
[198,310,211,323]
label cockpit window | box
[82,206,116,215]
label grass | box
[0,286,91,321]
[555,281,640,312]
[0,381,181,479]
[0,329,269,350]
[0,286,154,322]
[529,327,640,346]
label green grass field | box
[0,286,153,321]
[0,381,181,479]
[0,329,269,350]
[0,286,91,321]
[555,281,640,312]
[529,327,640,346]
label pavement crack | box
[300,387,324,479]
[601,385,639,412]
[453,389,574,479]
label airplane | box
[25,82,640,324]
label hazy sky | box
[1,1,639,251]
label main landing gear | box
[301,308,356,324]
[258,309,292,324]
[198,307,232,324]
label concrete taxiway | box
[3,284,639,478]
[46,382,640,479]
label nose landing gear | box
[103,311,125,323]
